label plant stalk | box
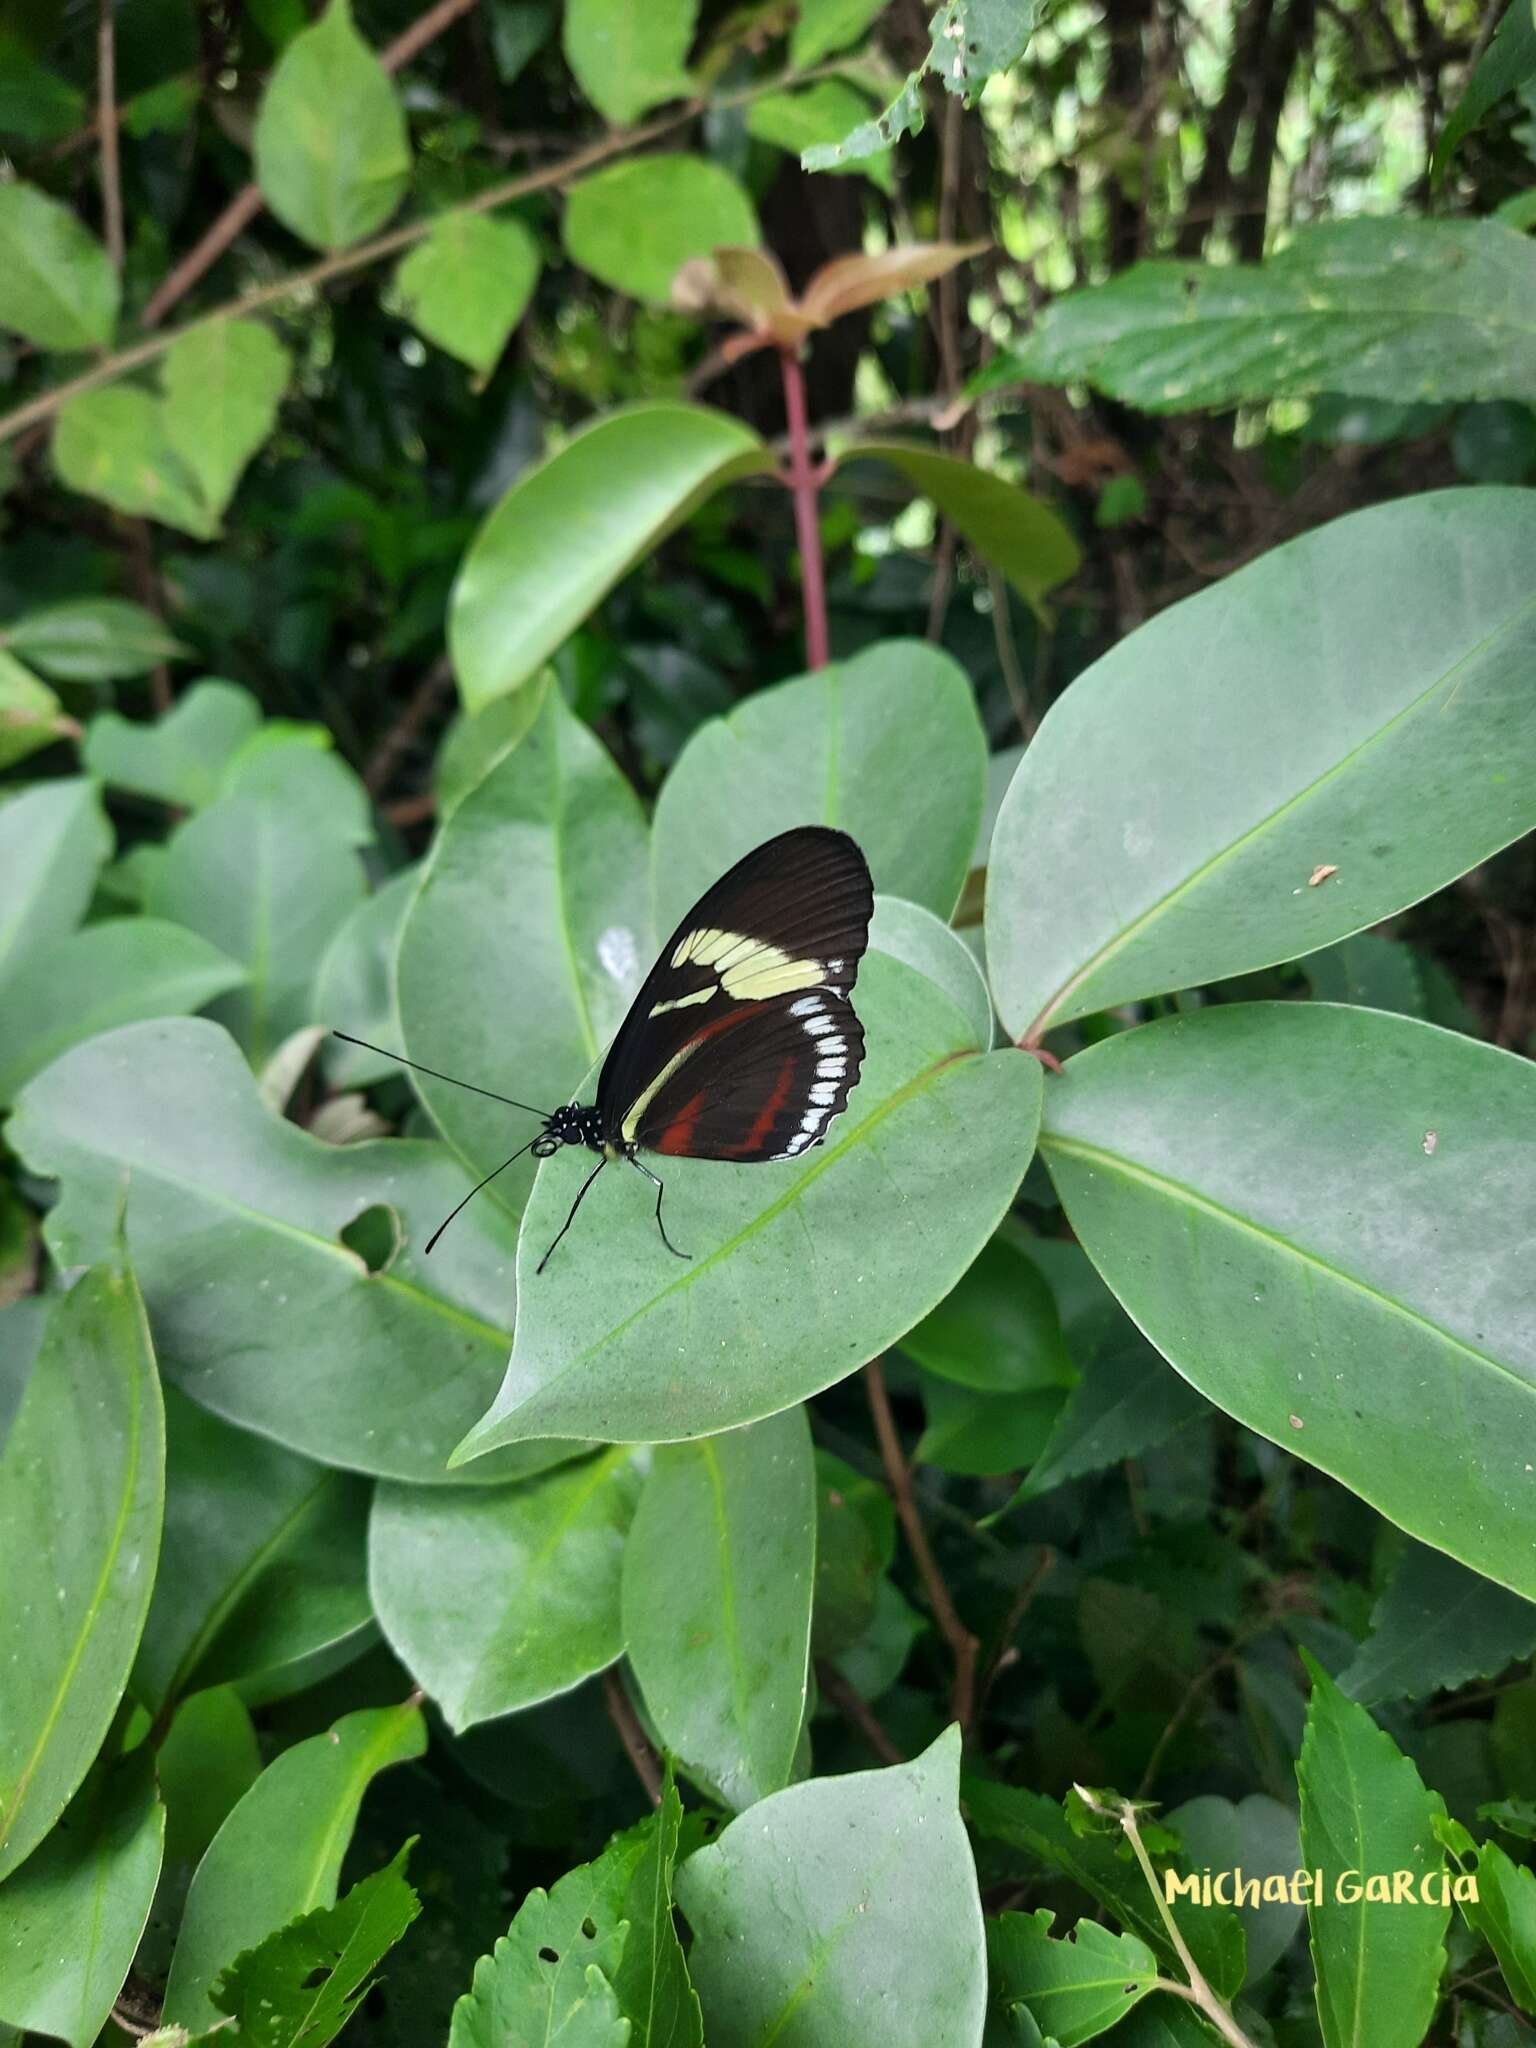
[778,345,830,672]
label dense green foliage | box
[1,0,1535,2044]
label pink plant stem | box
[778,345,830,671]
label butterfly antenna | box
[425,1137,540,1255]
[330,1031,551,1118]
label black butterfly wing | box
[596,825,872,1160]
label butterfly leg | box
[630,1159,691,1261]
[536,1157,606,1274]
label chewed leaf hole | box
[581,1916,597,1939]
[538,1945,560,1964]
[340,1202,403,1274]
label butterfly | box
[336,825,873,1272]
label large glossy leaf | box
[0,778,109,983]
[986,219,1536,410]
[397,686,650,1205]
[252,0,410,250]
[902,1234,1071,1394]
[370,1447,639,1728]
[563,0,694,124]
[148,791,367,1063]
[0,1254,163,1881]
[0,918,245,1104]
[652,641,987,927]
[676,1725,986,2047]
[162,1699,425,2031]
[3,597,183,683]
[622,1407,815,1809]
[869,895,994,1050]
[449,408,769,711]
[143,1688,262,1984]
[1339,1542,1536,1706]
[395,214,540,375]
[454,956,1041,1454]
[563,157,758,304]
[0,180,118,350]
[1297,1659,1448,2048]
[0,1753,163,2047]
[7,1018,536,1484]
[987,490,1536,1041]
[835,445,1081,614]
[134,1389,372,1717]
[1040,1003,1536,1596]
[316,866,419,1089]
[83,679,262,807]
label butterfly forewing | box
[596,826,873,1162]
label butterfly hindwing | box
[596,826,873,1161]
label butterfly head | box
[535,1103,605,1158]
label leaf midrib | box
[1041,1132,1534,1397]
[1027,588,1536,1038]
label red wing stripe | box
[722,1055,798,1158]
[655,1090,708,1157]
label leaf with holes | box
[986,1909,1159,2046]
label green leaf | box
[211,1844,422,2047]
[838,445,1081,614]
[0,918,246,1104]
[914,1374,1064,1476]
[434,685,546,813]
[622,1407,815,1809]
[986,1909,1159,2046]
[676,1725,986,2047]
[789,0,889,65]
[609,1778,703,2048]
[998,1300,1203,1507]
[370,1448,637,1728]
[802,72,925,171]
[448,1857,630,2048]
[985,219,1536,411]
[317,867,419,1088]
[0,1253,163,1880]
[0,651,67,773]
[1163,1794,1303,1985]
[0,180,118,351]
[449,407,769,711]
[84,678,263,808]
[987,490,1536,1041]
[1040,1004,1536,1597]
[0,1753,163,2047]
[219,727,373,848]
[748,83,894,189]
[395,213,540,375]
[147,792,367,1062]
[1299,932,1431,1017]
[0,778,109,984]
[869,895,994,1051]
[1297,1656,1449,2048]
[653,641,987,926]
[563,0,695,124]
[3,597,185,682]
[398,686,651,1204]
[1339,1543,1536,1706]
[161,319,291,525]
[53,385,217,538]
[161,1700,425,2031]
[145,1689,262,1985]
[563,156,759,304]
[902,1235,1071,1394]
[454,956,1040,1454]
[134,1388,372,1717]
[7,1017,533,1484]
[252,0,411,250]
[1441,1827,1536,2014]
[1436,0,1536,171]
[961,1777,1244,1999]
[929,0,1034,96]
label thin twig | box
[864,1357,979,1732]
[364,652,455,795]
[139,0,482,328]
[816,1658,906,1765]
[1,65,841,446]
[603,1667,662,1807]
[778,344,830,671]
[97,0,124,273]
[976,1545,1055,1716]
